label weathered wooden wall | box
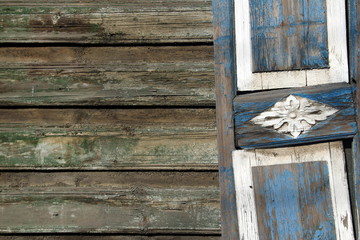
[0,1,220,239]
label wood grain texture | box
[348,0,360,237]
[0,108,217,170]
[233,142,355,240]
[0,46,215,106]
[250,0,328,72]
[348,0,360,84]
[0,171,220,234]
[0,236,221,240]
[234,83,357,148]
[212,0,239,238]
[253,162,336,240]
[236,0,348,91]
[0,0,212,44]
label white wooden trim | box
[234,0,349,91]
[233,142,354,239]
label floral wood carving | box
[250,95,338,138]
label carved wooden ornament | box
[251,95,338,138]
[233,83,357,149]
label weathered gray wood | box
[348,0,360,236]
[0,108,217,170]
[0,236,221,240]
[0,46,215,106]
[0,171,220,234]
[0,0,212,44]
[212,0,239,237]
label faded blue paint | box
[240,132,356,149]
[295,86,354,107]
[212,0,239,237]
[234,84,357,148]
[250,0,328,72]
[265,167,302,239]
[348,0,359,81]
[254,162,336,240]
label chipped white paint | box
[329,142,355,240]
[251,95,338,137]
[233,142,354,240]
[233,1,352,239]
[234,0,348,91]
[232,150,259,240]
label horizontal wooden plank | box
[234,83,357,148]
[0,108,217,170]
[0,46,215,106]
[0,0,212,43]
[0,236,221,240]
[0,171,220,234]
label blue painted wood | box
[252,162,336,240]
[234,83,357,149]
[347,1,360,237]
[348,0,359,83]
[352,135,360,239]
[212,0,239,237]
[250,0,329,72]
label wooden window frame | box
[212,0,360,239]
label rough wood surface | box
[233,142,355,240]
[0,171,220,234]
[0,108,217,170]
[0,0,213,44]
[0,46,215,106]
[236,0,348,91]
[234,83,356,148]
[0,236,221,240]
[250,0,328,72]
[253,162,336,240]
[212,0,239,238]
[348,0,360,237]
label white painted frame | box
[234,0,349,91]
[233,142,354,240]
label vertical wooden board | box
[348,0,360,236]
[212,0,239,237]
[250,0,328,72]
[348,0,360,82]
[232,150,259,240]
[252,162,336,240]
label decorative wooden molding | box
[234,0,349,91]
[251,95,338,138]
[233,142,355,240]
[234,83,357,149]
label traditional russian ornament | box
[251,95,338,138]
